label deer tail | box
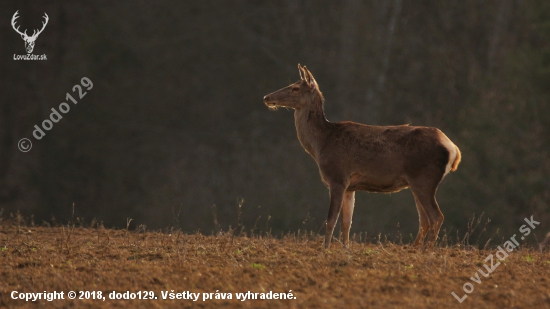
[451,145,461,172]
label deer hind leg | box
[412,192,430,247]
[341,191,355,248]
[425,196,444,246]
[325,184,346,248]
[409,177,444,248]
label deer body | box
[264,64,461,248]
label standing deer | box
[11,11,49,54]
[263,64,461,248]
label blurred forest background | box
[0,1,548,245]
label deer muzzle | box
[263,95,277,107]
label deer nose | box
[263,95,269,101]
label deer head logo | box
[11,11,49,54]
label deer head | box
[11,11,49,54]
[264,64,320,110]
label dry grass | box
[1,221,549,309]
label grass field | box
[1,220,549,308]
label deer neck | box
[294,94,329,159]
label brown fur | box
[264,64,461,248]
[451,145,462,171]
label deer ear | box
[303,66,317,89]
[302,65,311,83]
[298,64,306,81]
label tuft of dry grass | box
[1,222,549,308]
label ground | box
[1,224,549,308]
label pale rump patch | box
[438,130,458,175]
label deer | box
[263,64,461,249]
[11,10,49,54]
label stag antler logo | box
[11,10,49,54]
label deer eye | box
[292,87,300,92]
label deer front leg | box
[325,184,346,248]
[341,191,355,247]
